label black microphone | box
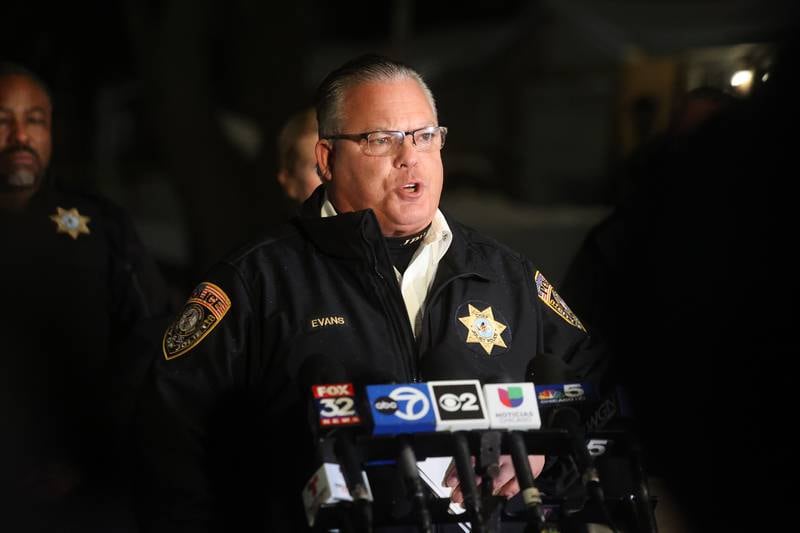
[397,437,433,533]
[548,406,616,531]
[297,354,372,533]
[484,372,548,532]
[527,352,580,385]
[453,431,486,533]
[428,380,491,533]
[364,381,452,532]
[508,432,547,533]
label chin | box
[5,169,39,188]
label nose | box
[7,118,29,146]
[393,133,418,169]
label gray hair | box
[315,54,437,137]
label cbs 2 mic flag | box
[427,380,490,431]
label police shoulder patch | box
[163,282,231,360]
[534,271,586,332]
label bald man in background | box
[276,107,321,204]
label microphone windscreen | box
[296,353,349,392]
[547,404,582,431]
[527,353,580,384]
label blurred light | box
[762,72,770,82]
[730,70,754,87]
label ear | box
[315,139,334,183]
[276,169,289,188]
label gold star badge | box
[458,304,508,355]
[50,206,91,240]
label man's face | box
[0,74,53,193]
[317,78,443,237]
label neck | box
[0,189,36,212]
[384,224,431,248]
[384,224,431,274]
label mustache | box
[0,145,40,160]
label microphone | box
[365,383,435,533]
[547,407,594,483]
[527,352,580,385]
[398,438,433,533]
[428,380,490,533]
[483,382,547,532]
[583,387,657,533]
[547,405,616,531]
[302,462,367,528]
[297,355,373,532]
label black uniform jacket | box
[137,187,606,531]
[0,186,170,524]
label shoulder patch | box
[162,282,231,360]
[534,271,586,332]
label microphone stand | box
[397,437,433,533]
[453,431,486,533]
[479,431,503,533]
[333,432,373,533]
[508,431,548,533]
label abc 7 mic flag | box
[366,383,437,435]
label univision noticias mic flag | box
[483,383,541,430]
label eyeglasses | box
[323,126,448,156]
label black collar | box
[293,185,495,282]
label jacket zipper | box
[365,236,419,382]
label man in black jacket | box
[0,63,170,531]
[138,54,606,531]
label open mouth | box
[402,183,420,193]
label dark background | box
[3,0,798,294]
[3,3,799,529]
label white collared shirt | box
[321,193,452,337]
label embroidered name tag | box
[310,315,346,328]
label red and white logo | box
[313,383,355,398]
[312,382,360,427]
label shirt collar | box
[321,191,450,252]
[320,190,338,218]
[424,209,452,257]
